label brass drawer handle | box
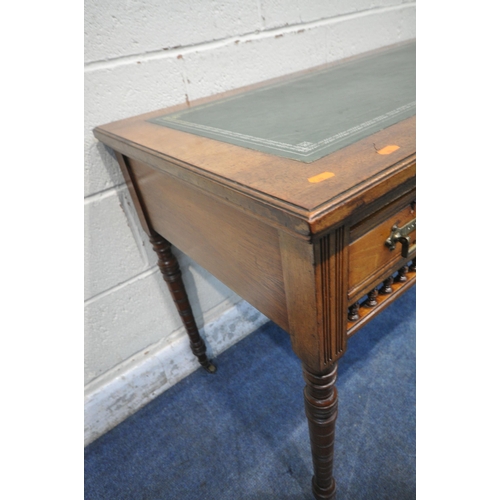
[385,218,416,258]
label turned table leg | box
[149,231,216,373]
[303,363,338,500]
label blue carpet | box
[85,286,415,500]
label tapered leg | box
[303,363,338,500]
[149,231,216,373]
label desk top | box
[95,41,416,237]
[150,42,415,164]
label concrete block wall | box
[84,0,415,445]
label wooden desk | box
[94,40,416,500]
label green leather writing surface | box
[150,42,415,163]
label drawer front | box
[348,200,415,299]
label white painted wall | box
[84,0,415,444]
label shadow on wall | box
[97,142,124,186]
[96,141,240,339]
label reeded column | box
[149,231,216,373]
[303,362,338,500]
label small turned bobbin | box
[380,276,394,294]
[365,288,378,307]
[348,302,360,321]
[395,265,409,283]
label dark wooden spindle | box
[348,302,360,321]
[365,288,378,307]
[380,276,394,295]
[395,265,409,283]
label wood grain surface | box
[348,200,416,295]
[93,40,416,500]
[94,42,416,239]
[128,157,289,330]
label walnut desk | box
[94,41,416,500]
